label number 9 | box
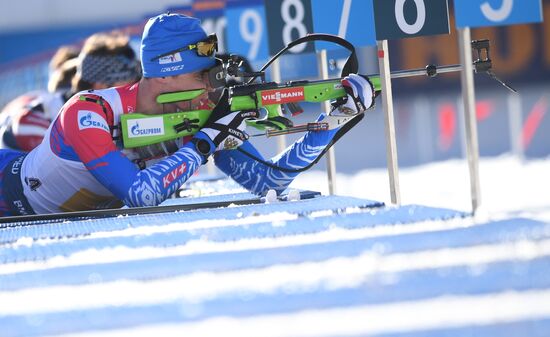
[240,9,262,60]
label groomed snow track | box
[0,178,548,337]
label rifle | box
[120,35,515,150]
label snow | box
[1,154,549,337]
[3,238,549,316]
[293,154,550,221]
[59,290,550,337]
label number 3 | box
[481,0,513,22]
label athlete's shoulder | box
[54,90,118,161]
[115,82,139,114]
[61,92,113,131]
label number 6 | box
[395,0,426,35]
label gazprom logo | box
[127,116,165,138]
[78,110,110,133]
[130,123,162,136]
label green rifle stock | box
[120,75,381,148]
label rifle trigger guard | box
[174,118,200,133]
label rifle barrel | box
[376,64,463,79]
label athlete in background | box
[0,32,141,152]
[0,13,375,216]
[0,45,78,151]
[48,45,80,77]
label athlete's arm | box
[214,74,375,196]
[61,96,205,207]
[214,116,339,195]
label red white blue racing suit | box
[0,90,67,152]
[0,83,340,216]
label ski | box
[0,190,321,227]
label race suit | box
[0,82,340,216]
[0,90,67,151]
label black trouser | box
[2,155,35,215]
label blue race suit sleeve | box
[214,114,339,196]
[86,143,204,208]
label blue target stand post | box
[372,0,451,207]
[309,0,377,195]
[454,0,544,167]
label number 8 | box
[281,0,308,53]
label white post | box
[457,95,468,160]
[508,93,524,160]
[376,40,401,205]
[414,97,434,163]
[457,27,481,214]
[317,49,337,195]
[271,58,287,153]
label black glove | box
[193,90,259,155]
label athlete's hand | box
[193,90,258,153]
[338,74,375,114]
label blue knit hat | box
[140,13,216,78]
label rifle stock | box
[230,75,382,131]
[120,75,382,148]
